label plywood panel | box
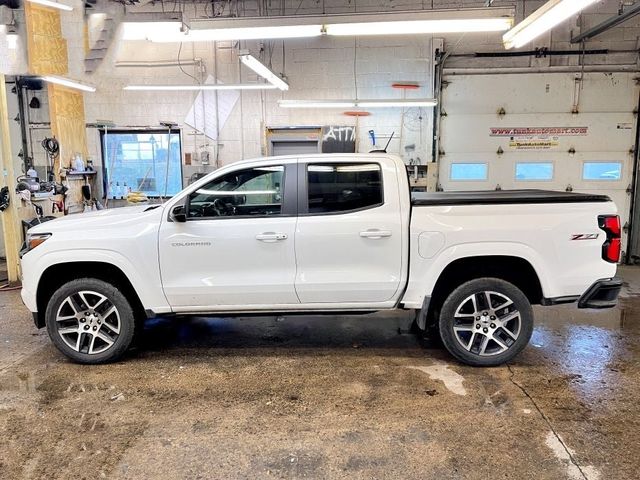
[48,84,88,166]
[48,84,90,207]
[0,75,23,281]
[24,2,68,75]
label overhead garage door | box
[438,72,638,258]
[271,141,319,156]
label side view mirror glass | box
[170,203,187,223]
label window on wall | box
[450,163,488,181]
[582,162,622,181]
[101,130,182,197]
[515,162,554,181]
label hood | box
[28,205,165,234]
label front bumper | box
[578,277,622,309]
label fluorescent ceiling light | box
[278,99,437,108]
[42,76,96,92]
[122,7,515,42]
[142,25,322,43]
[27,0,73,11]
[326,18,512,36]
[503,0,598,49]
[357,99,437,107]
[239,53,289,91]
[279,100,357,108]
[6,33,18,49]
[124,84,279,91]
[4,24,18,49]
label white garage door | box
[438,72,638,256]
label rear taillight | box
[598,215,621,263]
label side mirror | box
[170,203,187,223]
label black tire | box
[45,278,137,364]
[438,277,533,367]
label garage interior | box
[1,0,640,478]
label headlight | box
[23,233,52,254]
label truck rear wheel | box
[45,278,136,364]
[438,277,533,367]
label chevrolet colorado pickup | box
[20,154,622,366]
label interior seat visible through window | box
[306,163,383,214]
[187,165,284,218]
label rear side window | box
[306,163,383,214]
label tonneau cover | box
[411,189,611,206]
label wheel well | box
[35,262,146,328]
[425,256,543,325]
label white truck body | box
[19,154,621,365]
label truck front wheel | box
[45,278,137,364]
[438,277,533,367]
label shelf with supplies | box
[66,170,97,180]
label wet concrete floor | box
[1,268,639,479]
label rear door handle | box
[359,229,392,239]
[256,232,288,242]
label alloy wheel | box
[452,290,521,356]
[55,290,121,355]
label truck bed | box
[411,189,611,206]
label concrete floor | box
[1,269,639,479]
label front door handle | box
[256,232,288,242]
[360,229,392,239]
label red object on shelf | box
[392,83,420,89]
[343,111,371,116]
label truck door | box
[158,162,299,309]
[294,159,404,304]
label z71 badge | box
[570,234,599,240]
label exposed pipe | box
[431,46,444,166]
[446,48,638,59]
[572,3,640,44]
[625,89,640,264]
[443,65,640,75]
[15,78,30,173]
[472,48,609,57]
[114,59,203,68]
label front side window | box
[307,163,383,214]
[188,166,284,218]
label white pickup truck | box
[20,154,622,366]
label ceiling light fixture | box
[503,0,598,49]
[121,7,514,42]
[278,100,357,109]
[143,24,323,43]
[278,99,437,108]
[123,84,279,91]
[4,22,18,50]
[27,0,73,12]
[239,52,289,91]
[41,76,96,92]
[357,99,437,107]
[325,18,513,36]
